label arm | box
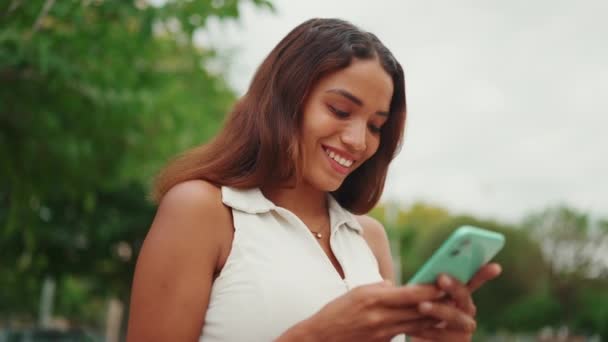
[357,215,396,283]
[126,180,232,342]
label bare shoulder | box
[159,180,227,211]
[146,179,234,273]
[127,180,232,341]
[157,179,225,217]
[148,179,232,252]
[356,215,388,243]
[356,215,396,283]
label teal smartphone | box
[407,225,505,285]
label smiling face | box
[298,58,394,192]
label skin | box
[297,57,392,194]
[126,58,502,342]
[262,57,392,279]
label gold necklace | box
[311,230,323,239]
[310,221,329,239]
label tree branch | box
[1,0,21,18]
[28,0,55,39]
[8,0,22,13]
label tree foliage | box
[0,0,272,324]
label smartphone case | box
[407,225,505,285]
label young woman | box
[126,18,501,342]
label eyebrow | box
[326,88,389,117]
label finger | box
[379,279,394,287]
[409,328,473,342]
[377,284,444,307]
[418,301,476,333]
[467,263,502,292]
[437,274,476,315]
[434,320,447,329]
[373,307,425,325]
[381,318,439,340]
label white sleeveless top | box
[199,186,405,342]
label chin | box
[324,182,342,192]
[311,176,344,193]
[303,166,349,192]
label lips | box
[324,148,353,167]
[322,145,358,175]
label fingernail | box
[420,301,432,312]
[440,275,452,287]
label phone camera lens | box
[450,249,460,256]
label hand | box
[277,280,444,342]
[467,263,502,292]
[409,263,503,342]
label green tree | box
[522,206,608,335]
[1,0,273,324]
[523,206,608,280]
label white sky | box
[196,0,607,223]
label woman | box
[127,18,501,341]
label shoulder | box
[127,180,232,340]
[356,215,396,282]
[356,215,388,243]
[151,180,231,241]
[150,179,233,266]
[157,179,225,215]
[142,179,231,270]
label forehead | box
[312,59,393,110]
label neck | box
[261,182,328,220]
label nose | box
[340,121,367,153]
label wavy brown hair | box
[153,18,407,214]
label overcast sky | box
[196,0,607,223]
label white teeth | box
[324,148,354,168]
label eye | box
[368,124,381,134]
[328,105,350,118]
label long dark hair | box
[153,18,407,214]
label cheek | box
[299,119,328,158]
[302,111,336,142]
[364,137,381,160]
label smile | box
[323,146,354,168]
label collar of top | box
[221,186,363,235]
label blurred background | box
[1,0,606,341]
